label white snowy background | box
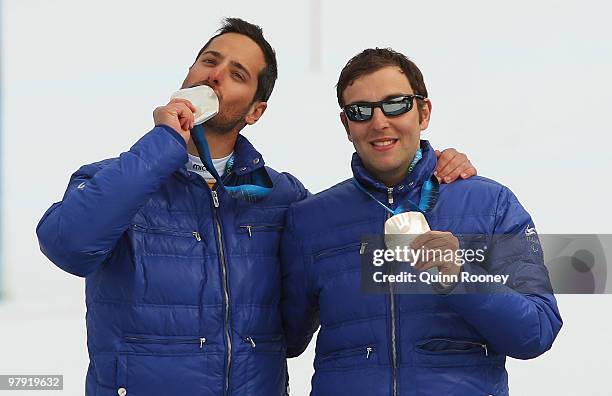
[1,1,612,394]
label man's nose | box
[206,65,226,87]
[370,107,390,130]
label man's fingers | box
[174,103,195,124]
[410,231,446,249]
[436,152,471,183]
[413,234,448,250]
[434,148,458,178]
[460,165,477,179]
[410,231,459,270]
[163,102,195,132]
[180,117,191,132]
[169,98,198,113]
[414,259,442,272]
[445,163,477,182]
[436,151,465,180]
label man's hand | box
[434,148,477,183]
[153,98,197,144]
[410,231,461,278]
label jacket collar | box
[351,140,437,193]
[178,134,265,178]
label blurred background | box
[1,0,611,394]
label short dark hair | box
[195,17,277,103]
[336,48,428,109]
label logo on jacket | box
[525,225,537,236]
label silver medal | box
[384,211,430,263]
[171,85,219,125]
[384,212,440,276]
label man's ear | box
[245,102,267,125]
[340,111,353,142]
[419,99,432,131]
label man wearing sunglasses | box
[36,18,477,396]
[281,48,562,395]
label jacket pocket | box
[315,345,377,371]
[114,334,220,395]
[131,224,203,241]
[417,338,488,355]
[233,334,287,396]
[235,222,285,259]
[114,352,214,396]
[129,224,206,306]
[123,333,209,351]
[314,242,363,260]
[414,338,498,368]
[238,224,285,237]
[240,334,285,354]
[314,242,366,284]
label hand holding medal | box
[384,211,461,281]
[409,230,461,279]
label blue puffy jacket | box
[281,141,562,396]
[37,126,307,396]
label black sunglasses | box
[343,94,425,122]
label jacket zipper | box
[319,345,376,361]
[419,338,489,356]
[239,224,284,238]
[123,335,207,349]
[131,224,201,241]
[211,189,232,396]
[243,335,283,348]
[387,187,398,396]
[314,243,362,260]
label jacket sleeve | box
[36,125,188,277]
[281,206,320,358]
[443,186,563,360]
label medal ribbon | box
[353,175,439,215]
[191,124,272,201]
[352,150,439,214]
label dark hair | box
[196,17,278,102]
[336,48,428,109]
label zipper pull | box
[387,187,394,205]
[482,344,488,357]
[199,337,207,349]
[211,190,220,208]
[240,225,253,237]
[360,242,368,255]
[246,337,256,348]
[366,347,372,359]
[192,231,202,242]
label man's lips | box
[370,138,399,152]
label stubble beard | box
[204,104,251,134]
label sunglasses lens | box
[346,104,372,121]
[345,96,418,121]
[382,98,411,116]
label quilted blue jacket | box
[37,126,307,396]
[281,140,562,396]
